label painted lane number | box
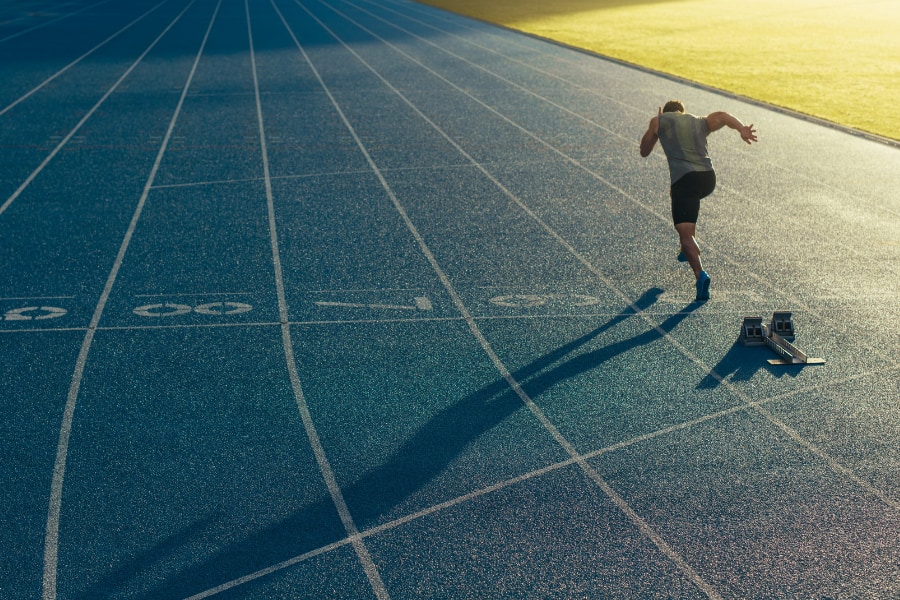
[3,306,67,321]
[133,302,253,318]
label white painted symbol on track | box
[133,303,192,317]
[3,306,68,321]
[489,294,600,308]
[315,296,433,311]
[194,302,253,315]
[489,294,547,308]
[133,302,253,318]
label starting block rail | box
[740,312,825,365]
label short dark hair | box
[663,100,685,113]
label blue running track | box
[1,0,898,598]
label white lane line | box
[179,416,736,599]
[149,175,264,189]
[285,1,723,597]
[0,295,75,300]
[314,300,430,310]
[178,347,898,599]
[132,291,254,297]
[312,0,666,219]
[373,0,900,245]
[0,309,818,332]
[0,0,166,118]
[147,163,478,189]
[0,0,113,45]
[400,0,900,155]
[0,1,80,28]
[41,2,214,598]
[433,3,900,287]
[349,0,639,119]
[0,0,184,218]
[247,1,390,598]
[181,537,355,600]
[192,360,894,598]
[312,0,899,509]
[0,327,88,334]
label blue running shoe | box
[677,250,688,262]
[696,271,711,301]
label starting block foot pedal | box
[770,311,795,340]
[740,317,766,346]
[740,313,824,366]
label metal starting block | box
[770,311,795,339]
[740,312,825,365]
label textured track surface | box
[1,0,898,598]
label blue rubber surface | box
[2,0,898,598]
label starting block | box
[740,312,825,365]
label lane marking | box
[0,0,114,45]
[150,176,266,189]
[309,286,425,292]
[357,0,638,111]
[181,537,354,600]
[42,2,216,598]
[0,308,757,333]
[3,306,67,320]
[132,301,253,317]
[0,0,166,118]
[0,295,75,301]
[180,356,900,598]
[350,0,900,286]
[372,0,900,270]
[249,1,389,598]
[489,293,601,308]
[133,291,254,297]
[314,295,432,311]
[147,163,478,189]
[0,0,176,218]
[132,303,193,317]
[315,0,899,510]
[193,301,253,315]
[347,0,637,142]
[286,2,723,598]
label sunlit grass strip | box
[417,0,900,143]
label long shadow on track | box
[77,287,709,598]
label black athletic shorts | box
[670,170,716,225]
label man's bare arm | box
[707,111,758,144]
[640,108,662,157]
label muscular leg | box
[674,222,703,279]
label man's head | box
[663,100,685,114]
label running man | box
[640,100,757,300]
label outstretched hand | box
[741,124,758,144]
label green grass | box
[418,0,900,143]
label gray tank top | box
[658,112,713,184]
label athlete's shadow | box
[518,292,701,399]
[697,336,804,389]
[339,287,678,527]
[697,337,763,388]
[86,287,702,599]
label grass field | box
[417,0,900,143]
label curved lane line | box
[316,0,899,510]
[287,1,724,597]
[247,0,390,598]
[42,2,215,597]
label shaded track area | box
[1,0,898,598]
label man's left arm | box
[707,111,758,144]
